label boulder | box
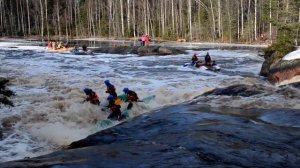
[1,116,21,128]
[158,47,172,55]
[201,84,263,97]
[93,46,186,56]
[1,105,299,167]
[268,59,300,84]
[0,77,14,106]
[260,48,300,85]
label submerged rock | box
[0,78,14,107]
[93,46,186,56]
[201,84,263,97]
[1,104,299,167]
[1,116,21,128]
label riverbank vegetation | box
[0,0,299,44]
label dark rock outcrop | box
[201,84,263,97]
[1,105,300,167]
[1,116,21,128]
[268,59,300,83]
[0,77,14,106]
[260,48,300,85]
[93,46,186,56]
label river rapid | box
[0,39,299,163]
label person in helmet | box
[83,88,100,105]
[205,52,212,65]
[123,87,139,110]
[106,95,125,121]
[104,80,117,98]
[191,53,198,66]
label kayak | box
[48,47,74,53]
[97,94,156,129]
[72,50,94,55]
[183,62,221,71]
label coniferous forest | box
[0,0,299,44]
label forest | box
[0,0,299,44]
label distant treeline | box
[0,0,299,43]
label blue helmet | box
[107,95,115,101]
[83,88,92,94]
[104,80,110,85]
[123,87,129,93]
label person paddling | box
[104,80,117,98]
[123,87,139,110]
[191,53,198,66]
[83,88,100,105]
[205,52,212,65]
[106,95,126,121]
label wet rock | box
[0,77,9,89]
[158,47,172,55]
[93,46,186,56]
[1,105,299,167]
[1,116,21,128]
[268,59,300,84]
[0,129,2,140]
[0,77,14,106]
[260,52,277,77]
[260,47,300,85]
[201,84,263,97]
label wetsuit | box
[205,54,211,65]
[106,84,117,98]
[192,55,198,65]
[86,92,100,105]
[107,100,125,121]
[125,90,139,110]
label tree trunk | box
[39,0,44,41]
[45,0,49,41]
[120,0,124,37]
[188,0,192,40]
[254,0,257,41]
[241,0,244,37]
[171,0,174,32]
[269,0,272,40]
[218,0,221,38]
[132,0,136,37]
[26,0,31,35]
[127,0,130,35]
[209,0,216,41]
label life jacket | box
[48,42,52,49]
[192,55,198,62]
[87,92,100,105]
[108,100,121,111]
[114,98,123,105]
[106,85,117,97]
[205,55,211,63]
[127,90,138,102]
[58,42,63,49]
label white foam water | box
[0,40,298,162]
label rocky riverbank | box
[0,77,14,107]
[1,84,300,167]
[93,46,187,56]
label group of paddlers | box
[83,80,140,121]
[140,33,151,46]
[191,52,216,67]
[47,41,69,50]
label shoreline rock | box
[0,77,14,107]
[1,104,299,167]
[260,49,300,85]
[93,46,187,56]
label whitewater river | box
[0,40,300,163]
